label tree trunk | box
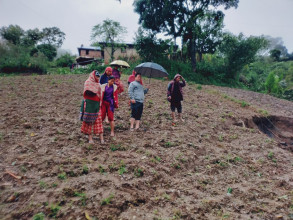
[111,41,114,61]
[191,39,196,72]
[199,52,203,62]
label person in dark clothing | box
[100,67,112,84]
[167,74,186,122]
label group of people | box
[80,66,186,144]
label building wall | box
[79,49,102,59]
[103,47,139,64]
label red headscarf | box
[128,70,143,85]
[104,66,112,74]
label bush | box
[0,43,49,74]
[55,53,75,68]
[265,71,281,94]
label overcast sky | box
[1,0,293,55]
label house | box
[76,45,102,66]
[98,42,139,64]
[76,43,139,65]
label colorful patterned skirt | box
[80,99,100,123]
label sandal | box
[130,128,134,132]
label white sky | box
[0,0,293,55]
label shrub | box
[55,53,75,68]
[0,43,49,74]
[265,71,281,94]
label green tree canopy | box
[21,28,43,47]
[37,44,57,61]
[41,27,65,48]
[0,24,24,45]
[133,0,239,72]
[195,10,224,61]
[134,27,170,61]
[218,32,268,79]
[91,18,127,60]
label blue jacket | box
[128,81,149,103]
[99,74,109,85]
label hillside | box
[0,74,292,220]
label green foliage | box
[270,49,281,61]
[41,27,65,48]
[57,172,66,180]
[195,10,224,60]
[55,53,75,68]
[91,18,127,60]
[32,212,45,220]
[82,165,89,174]
[100,194,114,206]
[133,0,239,71]
[134,27,170,61]
[218,32,268,79]
[118,160,127,175]
[0,43,49,74]
[49,204,61,218]
[37,44,57,61]
[265,71,280,94]
[134,167,144,177]
[74,192,87,206]
[0,24,24,45]
[0,25,65,48]
[22,28,43,47]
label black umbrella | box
[134,62,168,82]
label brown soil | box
[0,74,292,220]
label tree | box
[55,53,75,67]
[91,19,127,61]
[0,25,24,45]
[218,32,268,79]
[270,49,281,61]
[265,71,280,94]
[21,28,43,47]
[195,10,224,62]
[41,27,65,47]
[133,0,239,72]
[37,44,57,61]
[134,27,170,61]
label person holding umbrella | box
[128,72,149,131]
[167,74,186,122]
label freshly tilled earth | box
[0,74,292,220]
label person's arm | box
[84,90,96,97]
[99,75,104,84]
[144,85,149,94]
[180,77,186,87]
[167,82,172,97]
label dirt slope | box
[0,74,292,220]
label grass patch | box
[101,194,114,206]
[134,167,144,177]
[74,192,87,206]
[32,212,45,220]
[82,165,89,174]
[57,172,66,180]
